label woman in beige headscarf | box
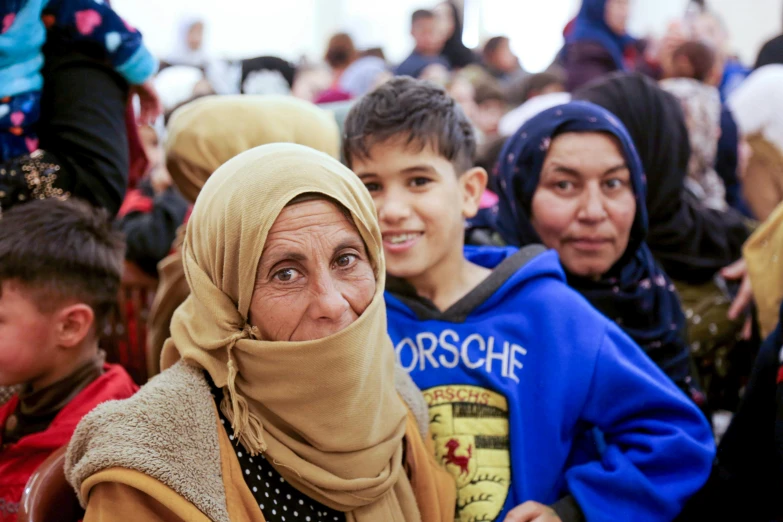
[65,143,455,522]
[147,95,341,377]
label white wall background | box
[112,0,783,71]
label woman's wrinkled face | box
[604,0,630,35]
[248,199,376,342]
[531,132,636,278]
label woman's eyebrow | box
[602,164,629,175]
[550,165,582,177]
[333,238,366,256]
[264,250,307,266]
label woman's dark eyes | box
[336,253,358,268]
[273,268,300,282]
[604,179,627,189]
[410,177,432,187]
[363,182,381,192]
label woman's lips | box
[566,237,613,251]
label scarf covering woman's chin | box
[574,72,748,282]
[566,0,636,70]
[492,100,693,390]
[160,143,419,521]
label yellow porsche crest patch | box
[424,385,510,522]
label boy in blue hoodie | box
[343,76,715,522]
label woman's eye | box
[409,177,432,187]
[604,178,625,190]
[363,182,381,193]
[335,253,358,268]
[554,180,573,191]
[273,268,301,282]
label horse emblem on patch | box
[424,385,510,522]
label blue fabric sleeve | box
[42,0,157,84]
[566,324,715,522]
[115,45,157,85]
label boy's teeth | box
[387,233,418,244]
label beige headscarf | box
[165,94,340,201]
[160,143,421,521]
[147,95,340,376]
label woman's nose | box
[309,274,351,321]
[577,185,608,222]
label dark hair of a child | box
[474,80,506,106]
[0,198,125,334]
[325,33,357,70]
[507,71,565,106]
[671,40,717,83]
[483,36,509,59]
[411,9,435,25]
[343,76,476,174]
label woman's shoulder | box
[65,362,227,520]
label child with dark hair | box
[473,81,507,138]
[395,9,449,79]
[0,198,138,521]
[670,40,719,84]
[343,76,714,522]
[482,36,525,84]
[118,124,189,277]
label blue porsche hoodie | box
[384,246,715,522]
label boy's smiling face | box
[353,135,484,282]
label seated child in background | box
[343,77,715,522]
[118,123,189,278]
[0,198,138,521]
[0,0,160,163]
[395,9,450,79]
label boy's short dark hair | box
[474,81,506,106]
[483,36,509,58]
[411,9,435,25]
[343,76,476,174]
[506,71,565,106]
[672,41,716,83]
[0,198,125,335]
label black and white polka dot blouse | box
[208,373,346,522]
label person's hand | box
[149,165,172,195]
[504,501,562,522]
[738,139,752,181]
[131,79,163,125]
[721,258,754,339]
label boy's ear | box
[460,166,488,219]
[55,303,95,349]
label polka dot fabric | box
[207,373,346,522]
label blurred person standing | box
[433,1,476,69]
[395,9,449,78]
[563,0,639,91]
[165,17,208,69]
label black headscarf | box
[755,34,783,69]
[240,56,296,91]
[574,72,749,283]
[493,101,700,401]
[438,2,476,69]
